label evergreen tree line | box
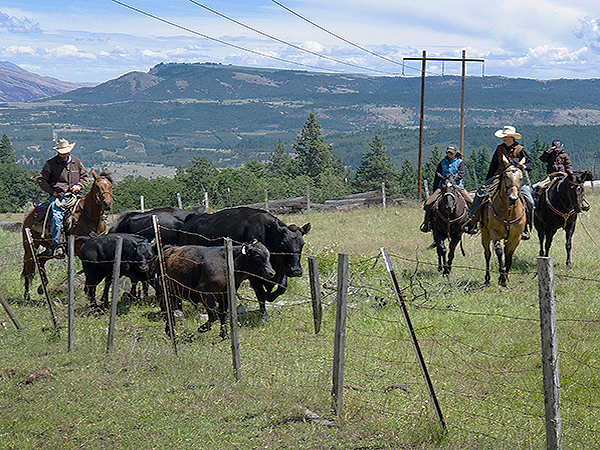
[0,115,553,214]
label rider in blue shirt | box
[420,146,473,232]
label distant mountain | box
[2,62,600,172]
[0,62,90,102]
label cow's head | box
[131,238,159,280]
[274,221,311,277]
[241,240,276,280]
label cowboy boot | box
[420,209,432,233]
[462,203,483,235]
[521,207,533,240]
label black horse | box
[534,170,593,269]
[430,174,469,276]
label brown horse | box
[480,156,527,286]
[21,169,113,301]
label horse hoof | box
[37,285,44,295]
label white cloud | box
[0,11,41,34]
[301,41,324,53]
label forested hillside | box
[2,62,600,173]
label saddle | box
[29,195,79,239]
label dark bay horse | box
[480,157,527,286]
[430,174,468,276]
[21,170,113,301]
[534,170,593,269]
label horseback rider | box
[36,139,89,258]
[534,139,589,211]
[534,139,573,193]
[462,126,535,239]
[420,146,473,232]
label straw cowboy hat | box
[494,126,522,140]
[52,138,76,154]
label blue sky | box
[1,0,600,84]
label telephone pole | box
[403,50,484,201]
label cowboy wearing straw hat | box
[462,126,535,239]
[420,146,473,233]
[37,139,89,258]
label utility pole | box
[403,50,484,201]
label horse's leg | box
[36,256,51,296]
[565,222,576,269]
[445,234,460,276]
[22,249,35,302]
[434,232,446,274]
[482,235,492,285]
[544,228,558,259]
[494,240,507,286]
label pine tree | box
[398,159,418,199]
[353,135,400,196]
[293,113,334,182]
[268,139,295,177]
[0,134,15,164]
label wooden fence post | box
[68,235,75,351]
[382,182,387,209]
[140,195,145,212]
[176,192,183,208]
[381,247,446,432]
[24,228,58,335]
[264,189,269,212]
[537,256,562,450]
[306,184,311,213]
[332,253,349,416]
[308,256,322,334]
[106,236,123,354]
[225,238,242,380]
[0,293,22,330]
[153,215,178,355]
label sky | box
[1,0,600,84]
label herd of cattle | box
[78,206,311,339]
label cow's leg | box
[85,283,99,311]
[217,294,229,340]
[198,294,218,333]
[249,277,270,321]
[100,279,112,310]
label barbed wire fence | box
[1,217,599,448]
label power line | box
[188,0,398,75]
[112,0,350,74]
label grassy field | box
[1,192,599,449]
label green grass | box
[1,193,600,449]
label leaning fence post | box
[225,238,242,380]
[24,228,58,335]
[537,256,562,450]
[332,253,349,416]
[0,293,22,330]
[381,247,446,432]
[152,215,177,355]
[308,256,322,334]
[106,236,123,354]
[68,235,75,351]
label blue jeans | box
[49,195,66,246]
[468,183,534,218]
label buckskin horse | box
[430,173,468,276]
[480,156,527,286]
[21,169,113,301]
[534,170,593,269]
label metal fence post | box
[332,253,349,416]
[106,236,123,354]
[225,238,241,380]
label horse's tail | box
[459,236,466,257]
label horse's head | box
[565,170,592,213]
[501,155,525,205]
[439,173,458,213]
[91,169,114,212]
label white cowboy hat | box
[494,126,522,140]
[52,138,76,154]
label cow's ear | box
[241,243,248,255]
[301,223,311,235]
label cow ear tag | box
[241,244,247,255]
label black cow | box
[79,233,158,311]
[159,241,275,339]
[109,206,203,298]
[109,206,204,245]
[179,207,310,319]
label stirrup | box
[462,221,477,235]
[420,222,430,233]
